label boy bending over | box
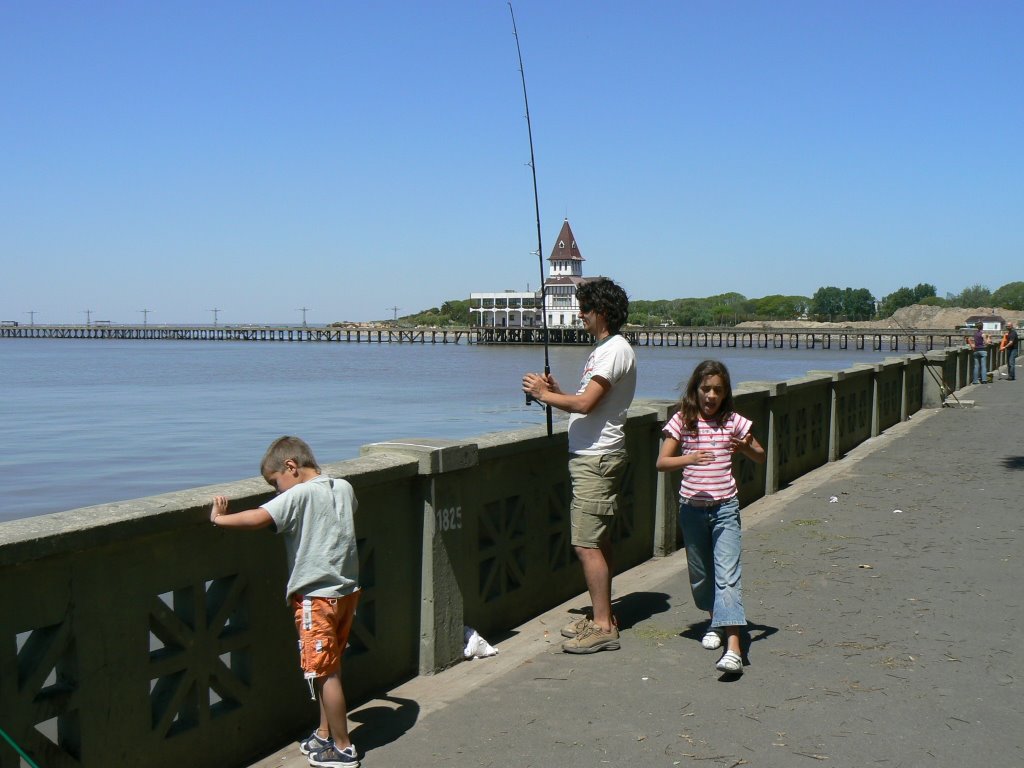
[211,436,361,768]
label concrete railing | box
[0,348,978,768]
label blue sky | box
[2,1,1021,324]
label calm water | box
[1,338,895,521]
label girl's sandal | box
[715,650,743,674]
[701,629,723,650]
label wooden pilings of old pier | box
[0,324,964,351]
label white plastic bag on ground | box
[463,626,498,659]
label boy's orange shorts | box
[291,592,360,680]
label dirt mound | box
[736,304,1021,331]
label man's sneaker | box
[562,622,620,653]
[560,615,591,638]
[299,730,331,756]
[561,613,618,638]
[309,741,360,768]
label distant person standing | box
[999,322,1018,380]
[522,278,636,654]
[969,322,988,384]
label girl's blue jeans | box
[678,497,746,628]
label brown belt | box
[681,496,732,508]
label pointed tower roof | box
[547,218,585,262]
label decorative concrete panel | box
[775,377,831,486]
[0,564,79,768]
[452,437,578,639]
[0,520,303,768]
[905,357,924,414]
[877,363,903,432]
[834,369,874,457]
[615,411,659,569]
[341,468,421,697]
[733,388,770,508]
[453,412,658,639]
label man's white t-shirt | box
[567,334,637,455]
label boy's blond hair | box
[260,436,320,477]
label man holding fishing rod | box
[522,278,636,653]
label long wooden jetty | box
[0,323,966,351]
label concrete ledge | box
[473,423,566,462]
[807,366,873,380]
[781,372,835,390]
[632,398,677,422]
[734,382,772,397]
[360,438,479,474]
[0,453,421,568]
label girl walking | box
[656,360,765,674]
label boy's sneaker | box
[309,741,360,768]
[562,622,620,654]
[299,730,331,756]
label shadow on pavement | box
[1000,455,1024,470]
[349,695,420,754]
[559,591,674,631]
[746,621,779,647]
[678,620,779,650]
[676,621,778,682]
[615,590,673,630]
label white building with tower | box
[470,219,599,329]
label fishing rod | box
[886,316,962,407]
[509,2,553,436]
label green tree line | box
[874,281,1024,318]
[396,300,472,327]
[393,281,1024,327]
[628,280,1022,326]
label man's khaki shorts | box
[568,450,628,547]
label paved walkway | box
[252,370,1022,768]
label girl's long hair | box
[677,360,735,433]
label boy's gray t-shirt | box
[262,474,360,602]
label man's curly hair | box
[576,278,629,334]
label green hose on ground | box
[0,726,41,768]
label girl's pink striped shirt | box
[663,411,752,501]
